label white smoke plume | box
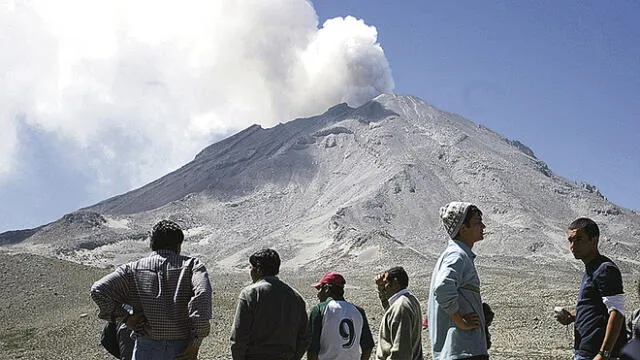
[0,0,394,229]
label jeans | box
[132,337,190,360]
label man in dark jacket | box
[230,249,310,360]
[621,279,640,360]
[621,320,640,360]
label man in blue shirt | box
[555,218,626,360]
[428,202,489,360]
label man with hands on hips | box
[428,202,490,360]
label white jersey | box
[318,300,364,360]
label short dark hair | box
[249,248,281,276]
[150,220,184,251]
[386,266,409,289]
[568,217,599,239]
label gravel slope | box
[1,251,638,359]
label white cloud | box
[0,0,394,199]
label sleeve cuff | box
[117,313,130,323]
[602,294,625,314]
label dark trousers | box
[461,356,489,360]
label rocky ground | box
[0,251,638,360]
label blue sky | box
[313,0,640,211]
[0,1,638,232]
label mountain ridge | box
[2,93,638,270]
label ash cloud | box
[0,0,393,230]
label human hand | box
[375,273,385,289]
[451,312,481,330]
[125,312,147,332]
[553,307,573,326]
[374,273,386,298]
[175,346,199,360]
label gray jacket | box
[230,276,310,360]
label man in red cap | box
[307,272,375,360]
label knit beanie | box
[440,202,473,239]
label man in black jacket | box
[230,249,310,360]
